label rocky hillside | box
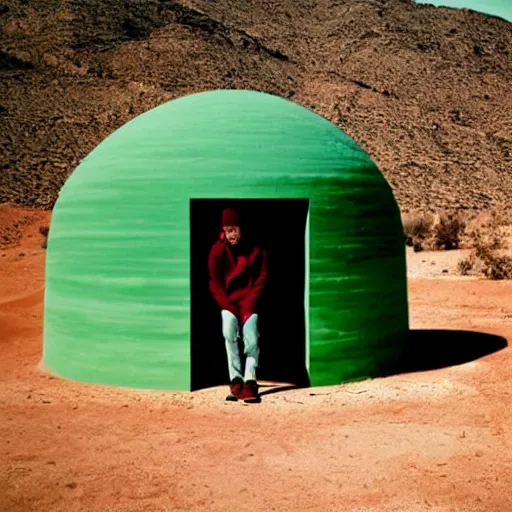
[1,0,511,212]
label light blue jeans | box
[221,309,260,382]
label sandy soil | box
[1,205,512,512]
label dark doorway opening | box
[190,198,310,391]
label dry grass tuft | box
[457,223,512,280]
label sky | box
[415,0,512,23]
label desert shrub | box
[457,255,475,275]
[412,239,424,252]
[458,228,512,280]
[473,230,512,280]
[432,213,466,250]
[483,254,512,280]
[403,213,434,250]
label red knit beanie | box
[221,208,241,227]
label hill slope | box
[1,0,511,212]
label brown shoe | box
[242,380,260,403]
[225,377,244,401]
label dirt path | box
[1,206,512,512]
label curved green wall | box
[43,89,409,391]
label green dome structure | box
[43,89,409,391]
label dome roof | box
[63,89,380,191]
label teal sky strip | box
[416,0,512,22]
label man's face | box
[223,225,241,245]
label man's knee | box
[221,309,239,342]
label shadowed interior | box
[190,199,310,391]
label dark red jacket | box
[208,235,268,322]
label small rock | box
[475,450,484,457]
[442,269,448,273]
[64,482,77,489]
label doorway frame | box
[189,197,311,389]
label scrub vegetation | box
[404,209,512,279]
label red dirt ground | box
[1,205,512,512]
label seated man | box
[207,208,268,403]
